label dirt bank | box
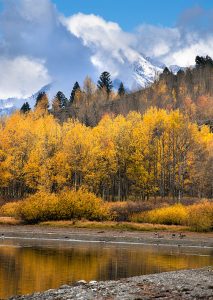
[0,224,212,248]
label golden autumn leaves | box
[0,107,212,201]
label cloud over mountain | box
[0,56,50,99]
[0,0,213,100]
[135,7,213,67]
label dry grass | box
[39,220,189,232]
[0,217,22,225]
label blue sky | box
[52,0,213,31]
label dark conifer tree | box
[163,67,171,75]
[35,92,48,107]
[196,55,213,68]
[20,102,31,113]
[118,82,125,97]
[34,92,49,111]
[70,82,81,103]
[55,91,68,109]
[97,71,113,96]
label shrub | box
[18,192,59,223]
[16,189,110,224]
[57,189,110,221]
[131,204,188,225]
[109,201,156,221]
[187,200,213,232]
[0,201,21,218]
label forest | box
[0,107,212,201]
[0,56,212,229]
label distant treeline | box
[20,56,213,130]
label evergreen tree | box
[97,71,113,96]
[34,92,49,112]
[55,91,68,109]
[196,55,213,68]
[35,92,49,108]
[20,102,31,113]
[70,82,81,103]
[118,82,125,97]
[163,67,171,75]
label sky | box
[52,0,213,30]
[0,0,213,100]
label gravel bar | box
[10,267,213,300]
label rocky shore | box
[10,268,213,300]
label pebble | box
[75,280,87,286]
[89,280,98,285]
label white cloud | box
[0,0,94,101]
[63,13,139,78]
[63,11,213,81]
[135,25,180,58]
[135,21,213,67]
[0,56,51,99]
[163,37,213,66]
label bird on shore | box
[154,232,164,238]
[1,234,5,239]
[179,232,186,239]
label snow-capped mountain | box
[0,55,181,116]
[132,55,164,89]
[169,65,184,74]
[0,84,52,116]
[0,98,16,116]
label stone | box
[59,285,70,290]
[89,280,98,285]
[75,280,87,286]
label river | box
[0,238,212,298]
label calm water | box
[0,238,212,299]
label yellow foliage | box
[131,201,213,232]
[0,201,21,217]
[131,204,188,225]
[187,200,213,232]
[0,108,212,201]
[3,189,111,223]
[57,189,110,221]
[18,192,59,223]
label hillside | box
[51,56,213,129]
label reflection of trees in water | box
[0,244,212,299]
[0,244,111,298]
[101,247,213,281]
[0,246,23,296]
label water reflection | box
[0,239,212,299]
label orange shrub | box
[15,189,110,223]
[187,200,213,231]
[0,201,21,217]
[131,204,188,225]
[57,189,110,221]
[18,192,59,223]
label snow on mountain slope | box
[0,84,52,116]
[0,55,182,116]
[132,55,164,89]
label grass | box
[0,217,22,225]
[39,220,189,232]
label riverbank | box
[10,267,213,299]
[0,224,212,248]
